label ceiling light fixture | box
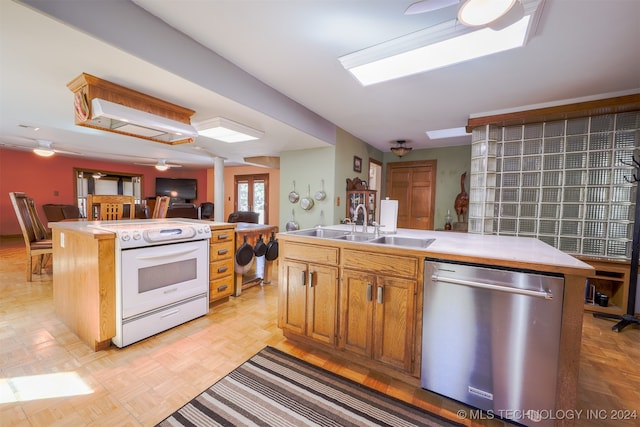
[458,0,517,27]
[155,160,170,171]
[33,140,55,157]
[33,147,54,157]
[195,117,264,143]
[390,140,413,158]
[339,0,543,86]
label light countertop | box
[279,225,594,276]
[50,218,235,237]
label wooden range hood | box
[67,73,197,145]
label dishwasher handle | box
[431,274,554,300]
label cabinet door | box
[306,263,338,345]
[373,275,416,372]
[280,260,308,335]
[340,269,375,357]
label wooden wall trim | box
[466,94,640,131]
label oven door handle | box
[134,247,200,261]
[431,274,554,300]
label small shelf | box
[591,274,625,283]
[578,257,630,315]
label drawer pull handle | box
[309,271,315,287]
[217,266,228,273]
[218,234,228,240]
[377,286,383,304]
[161,309,179,318]
[217,284,228,292]
[366,284,372,301]
[218,249,228,255]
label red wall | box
[0,148,210,236]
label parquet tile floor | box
[1,236,639,426]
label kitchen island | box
[50,219,235,351]
[277,225,594,427]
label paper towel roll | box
[380,199,398,233]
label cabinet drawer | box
[210,258,234,278]
[210,275,234,301]
[210,228,234,244]
[210,240,234,260]
[283,242,339,264]
[343,248,418,278]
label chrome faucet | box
[353,204,368,233]
[343,217,357,233]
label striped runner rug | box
[157,346,463,427]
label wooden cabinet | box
[279,242,339,345]
[579,257,630,315]
[340,249,419,373]
[346,190,376,225]
[209,227,235,303]
[51,227,116,351]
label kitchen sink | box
[288,228,435,249]
[368,236,435,248]
[334,233,373,242]
[288,228,348,239]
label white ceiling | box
[1,0,639,169]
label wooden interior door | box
[385,160,437,230]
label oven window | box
[138,258,197,293]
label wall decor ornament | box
[353,156,362,173]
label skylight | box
[426,127,470,139]
[339,14,533,86]
[195,117,264,143]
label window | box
[234,174,268,224]
[468,111,640,259]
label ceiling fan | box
[405,0,523,27]
[405,0,460,15]
[134,159,183,171]
[1,138,82,157]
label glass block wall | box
[469,111,640,260]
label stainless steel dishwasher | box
[421,259,564,427]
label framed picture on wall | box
[353,156,362,173]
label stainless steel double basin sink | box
[287,228,434,249]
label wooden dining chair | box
[86,194,136,220]
[9,192,54,281]
[151,196,170,219]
